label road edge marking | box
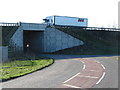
[96,72,106,84]
[101,64,105,70]
[63,84,81,88]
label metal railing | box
[82,27,120,31]
[0,22,20,26]
[54,25,120,31]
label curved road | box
[2,55,83,88]
[1,55,118,88]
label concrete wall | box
[21,23,47,31]
[0,46,8,62]
[0,26,2,46]
[10,23,84,53]
[10,23,46,52]
[10,26,23,51]
[44,28,84,52]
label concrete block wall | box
[21,23,47,31]
[10,23,46,52]
[0,46,8,62]
[10,26,23,51]
[10,23,84,53]
[44,28,84,52]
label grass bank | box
[0,59,54,81]
[53,27,119,55]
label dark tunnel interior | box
[23,30,44,54]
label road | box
[1,55,118,88]
[2,55,83,88]
[89,56,118,88]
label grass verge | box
[118,56,120,60]
[0,59,54,81]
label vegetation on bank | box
[0,58,54,81]
[53,27,119,55]
[118,56,120,60]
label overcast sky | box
[0,0,119,28]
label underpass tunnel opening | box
[23,30,44,54]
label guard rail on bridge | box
[0,22,20,26]
[0,22,47,31]
[83,27,120,31]
[54,25,120,31]
[1,22,120,31]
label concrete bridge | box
[2,22,119,54]
[7,22,84,53]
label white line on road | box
[63,84,81,88]
[83,65,86,69]
[96,72,106,84]
[96,61,100,63]
[78,75,99,79]
[81,61,84,64]
[63,72,80,83]
[87,70,99,72]
[101,64,105,70]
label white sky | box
[0,0,119,28]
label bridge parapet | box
[21,23,47,31]
[0,22,20,26]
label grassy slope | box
[1,59,54,81]
[53,27,119,55]
[2,26,19,46]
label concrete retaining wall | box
[10,23,46,52]
[21,23,47,31]
[10,26,23,51]
[10,23,84,53]
[0,26,2,46]
[0,46,8,62]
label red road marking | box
[58,58,105,88]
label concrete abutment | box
[10,23,84,54]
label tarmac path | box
[1,55,118,88]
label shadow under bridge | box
[23,30,44,54]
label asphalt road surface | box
[89,56,118,88]
[1,55,118,88]
[2,55,83,88]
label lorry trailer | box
[43,15,88,27]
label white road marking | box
[63,59,106,87]
[87,70,99,72]
[81,61,84,64]
[83,65,86,69]
[63,72,80,83]
[63,84,81,88]
[96,61,100,63]
[78,75,99,79]
[96,72,106,84]
[101,64,105,70]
